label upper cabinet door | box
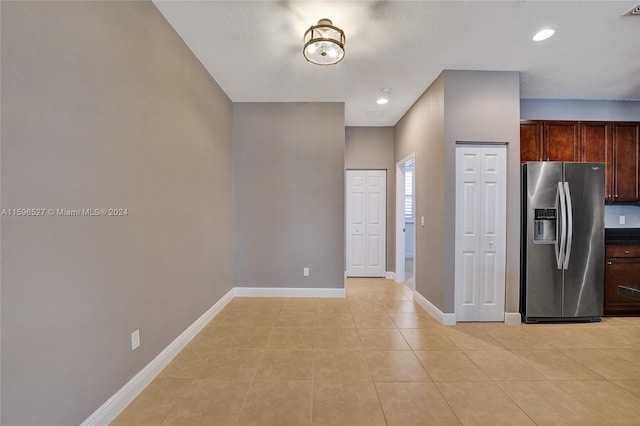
[520,120,640,204]
[612,123,640,202]
[543,121,580,162]
[581,122,612,202]
[520,121,541,162]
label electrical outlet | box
[131,329,140,351]
[620,215,626,225]
[303,267,309,277]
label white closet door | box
[346,171,367,277]
[455,146,506,322]
[346,170,386,277]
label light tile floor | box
[112,278,640,426]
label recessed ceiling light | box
[533,28,555,41]
[376,88,391,105]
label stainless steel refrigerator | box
[520,162,604,323]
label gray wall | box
[345,126,395,271]
[393,70,521,314]
[233,103,345,289]
[394,75,447,307]
[1,2,233,424]
[443,70,521,313]
[521,99,640,121]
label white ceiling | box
[153,1,640,126]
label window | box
[404,168,414,221]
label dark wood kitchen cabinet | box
[581,122,613,202]
[520,121,580,162]
[611,123,640,203]
[605,244,640,315]
[543,121,580,162]
[520,121,541,162]
[520,120,640,204]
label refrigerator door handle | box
[556,182,566,270]
[563,182,573,269]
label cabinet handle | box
[625,250,630,254]
[614,194,619,198]
[607,261,612,265]
[545,157,550,161]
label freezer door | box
[562,162,604,318]
[523,162,564,319]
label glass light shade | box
[303,19,345,65]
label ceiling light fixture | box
[376,88,391,105]
[303,19,345,65]
[533,28,555,41]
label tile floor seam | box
[355,320,391,426]
[233,329,271,426]
[412,349,435,383]
[509,348,608,382]
[367,367,390,424]
[431,381,465,426]
[458,350,498,383]
[557,348,629,380]
[551,381,613,425]
[370,382,390,426]
[492,381,551,426]
[309,346,316,426]
[156,378,194,426]
[607,378,640,399]
[504,346,551,381]
[190,345,217,381]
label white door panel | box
[455,146,506,322]
[347,171,366,277]
[461,252,476,305]
[346,170,386,277]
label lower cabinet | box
[605,244,640,315]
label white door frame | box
[395,154,416,289]
[454,143,507,322]
[346,169,387,277]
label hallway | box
[113,278,640,425]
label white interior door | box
[346,170,386,277]
[455,145,506,321]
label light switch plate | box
[131,329,140,351]
[303,267,309,276]
[620,215,626,225]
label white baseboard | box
[504,312,522,325]
[81,288,235,426]
[385,271,395,280]
[234,287,345,298]
[413,290,457,326]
